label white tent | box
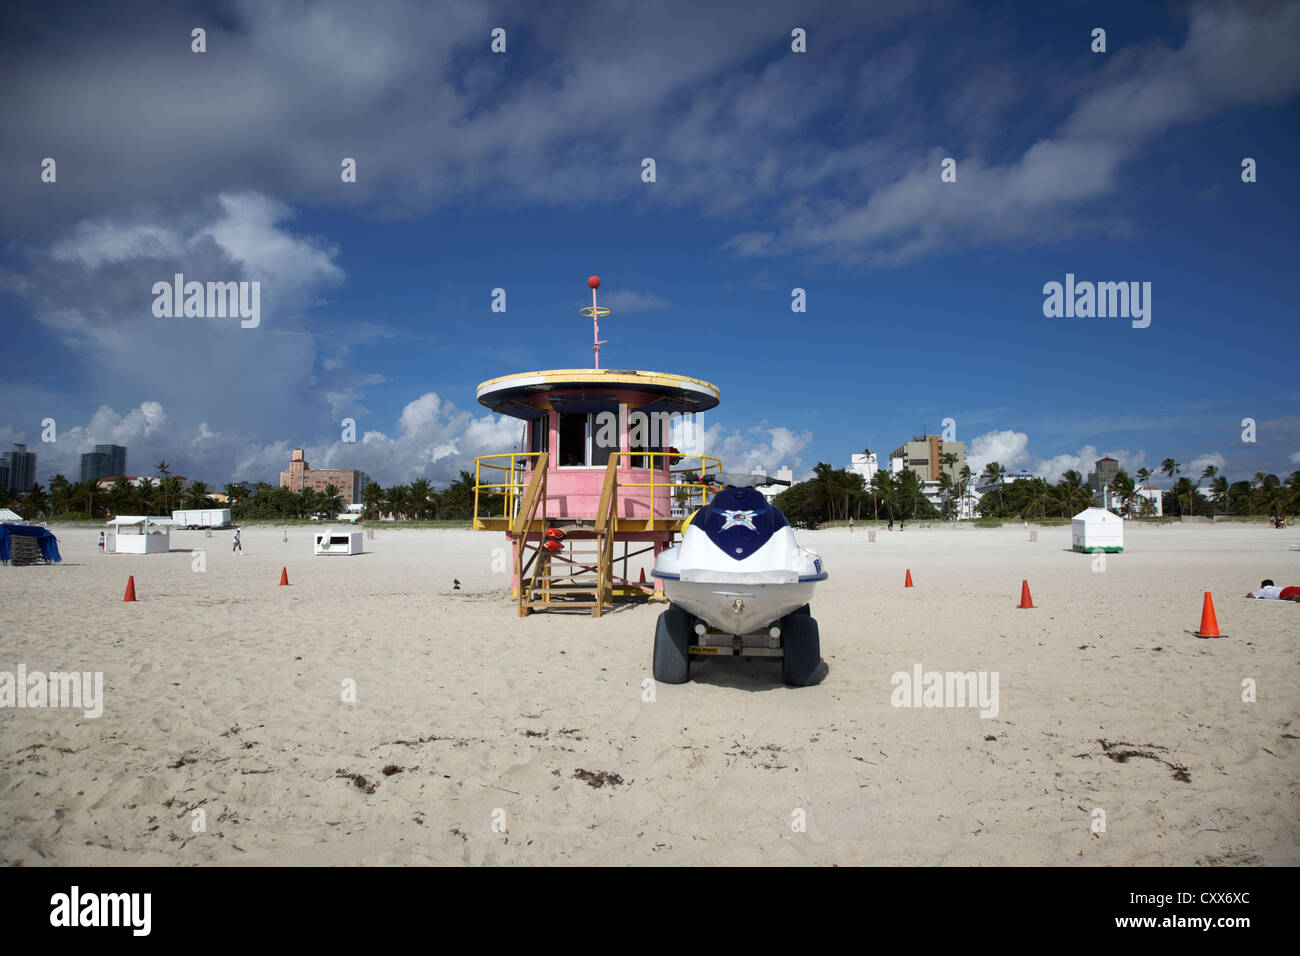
[1072,507,1123,553]
[107,516,172,554]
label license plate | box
[688,646,718,655]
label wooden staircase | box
[513,456,626,617]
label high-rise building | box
[279,449,370,504]
[80,444,128,484]
[1,444,38,492]
[888,435,967,483]
[1087,457,1120,493]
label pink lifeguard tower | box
[473,276,722,616]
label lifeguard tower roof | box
[477,368,719,419]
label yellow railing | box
[611,452,722,524]
[473,451,543,530]
[472,450,722,528]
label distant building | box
[889,435,967,483]
[1134,486,1163,516]
[279,448,370,504]
[848,452,879,485]
[80,444,128,484]
[1087,457,1120,494]
[1,444,37,492]
[974,470,1036,495]
[95,475,187,490]
[750,465,795,500]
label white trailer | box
[171,508,232,529]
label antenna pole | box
[582,275,610,370]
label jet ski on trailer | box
[651,476,826,686]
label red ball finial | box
[587,275,600,289]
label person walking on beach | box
[849,516,854,533]
[97,530,105,553]
[888,517,894,531]
[232,527,242,554]
[899,518,905,531]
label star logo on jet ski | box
[720,509,759,531]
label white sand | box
[1,521,1297,866]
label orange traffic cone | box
[639,567,647,584]
[123,576,137,602]
[904,569,914,588]
[279,567,289,587]
[1018,579,1035,609]
[1195,591,1223,638]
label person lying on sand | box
[1245,579,1300,600]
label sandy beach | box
[1,521,1296,866]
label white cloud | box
[965,430,1153,483]
[682,421,813,476]
[966,430,1030,474]
[18,394,522,490]
[51,221,183,269]
[1187,452,1227,477]
[598,289,669,313]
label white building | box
[1135,486,1163,516]
[751,465,795,501]
[848,452,879,485]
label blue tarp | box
[0,524,62,563]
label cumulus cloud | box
[964,429,1152,483]
[681,421,813,477]
[966,430,1031,474]
[1187,452,1227,476]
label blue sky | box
[1,0,1297,489]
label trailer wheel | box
[781,613,823,686]
[653,603,692,684]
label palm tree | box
[1022,478,1056,518]
[1110,469,1136,516]
[871,471,896,522]
[937,472,954,519]
[408,479,433,521]
[896,469,923,518]
[1059,470,1093,514]
[1160,459,1181,515]
[160,476,184,514]
[982,462,1005,509]
[384,484,410,521]
[49,475,74,515]
[320,483,343,518]
[363,481,384,520]
[184,481,212,509]
[1210,474,1230,514]
[72,479,99,517]
[153,461,172,510]
[20,483,49,521]
[957,464,973,518]
[135,477,159,514]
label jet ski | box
[651,475,826,686]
